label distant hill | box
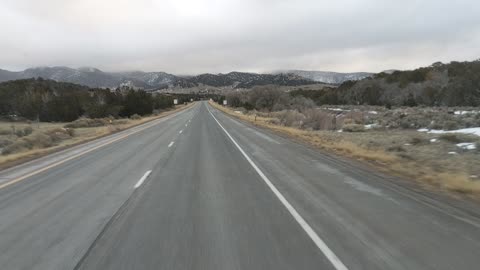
[0,67,317,89]
[293,60,480,107]
[178,72,316,89]
[0,69,20,82]
[275,70,373,84]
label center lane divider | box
[134,170,152,189]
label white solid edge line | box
[168,141,174,148]
[206,105,349,270]
[179,130,183,134]
[134,170,152,189]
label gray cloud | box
[1,0,479,74]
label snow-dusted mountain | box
[0,67,317,89]
[0,67,178,89]
[277,70,373,84]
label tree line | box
[0,78,178,122]
[223,60,480,111]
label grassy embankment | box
[210,101,480,197]
[0,103,194,169]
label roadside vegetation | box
[212,80,480,196]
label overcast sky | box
[1,0,479,74]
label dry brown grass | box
[210,101,480,197]
[0,103,194,168]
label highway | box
[0,101,480,270]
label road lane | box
[77,102,334,270]
[0,103,199,270]
[207,105,348,270]
[208,103,480,269]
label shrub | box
[397,114,431,129]
[442,120,459,131]
[438,133,476,143]
[303,109,335,130]
[278,110,305,128]
[15,129,25,137]
[268,118,281,125]
[439,134,461,143]
[2,141,28,155]
[409,136,427,145]
[344,111,365,124]
[0,138,13,148]
[428,121,443,130]
[23,126,33,136]
[65,128,75,137]
[64,118,109,128]
[387,145,406,152]
[44,128,72,141]
[342,124,365,132]
[130,114,142,120]
[21,133,54,148]
[113,119,129,125]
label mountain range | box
[0,66,371,89]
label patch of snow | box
[417,127,480,137]
[234,110,243,114]
[364,124,377,129]
[326,107,345,112]
[404,143,411,146]
[448,152,458,155]
[456,143,477,150]
[454,110,479,115]
[430,138,437,143]
[368,111,378,114]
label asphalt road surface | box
[1,101,480,270]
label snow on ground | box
[364,124,378,129]
[454,110,480,115]
[368,111,378,114]
[456,143,477,150]
[418,127,480,137]
[326,107,348,112]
